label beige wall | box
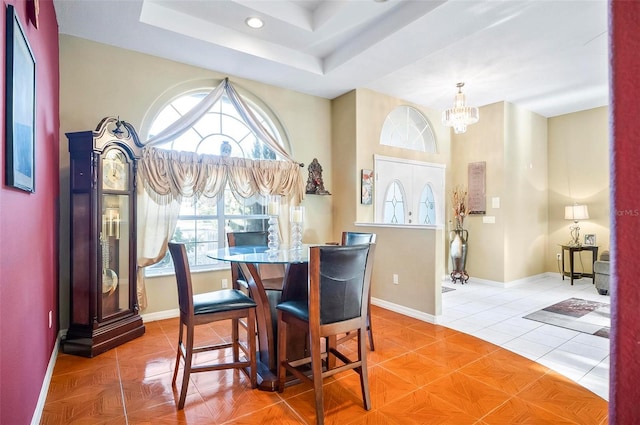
[451,102,549,283]
[356,225,444,316]
[547,106,610,273]
[330,90,358,240]
[59,35,333,322]
[451,102,507,282]
[504,103,549,281]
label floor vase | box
[450,228,469,283]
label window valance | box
[138,146,304,204]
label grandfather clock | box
[62,117,145,357]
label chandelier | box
[442,82,479,134]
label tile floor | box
[440,273,610,401]
[40,274,609,424]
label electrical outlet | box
[557,253,561,260]
[48,311,52,329]
[393,274,399,285]
[221,278,228,289]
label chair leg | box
[177,325,194,410]
[367,311,375,351]
[232,317,240,362]
[277,311,288,392]
[310,333,325,425]
[172,322,184,386]
[326,335,337,369]
[357,329,371,411]
[248,309,257,388]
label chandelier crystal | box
[442,82,479,134]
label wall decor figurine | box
[305,158,331,195]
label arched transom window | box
[380,105,437,153]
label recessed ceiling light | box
[245,17,264,29]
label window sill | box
[145,263,230,279]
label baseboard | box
[31,330,64,425]
[371,297,437,324]
[141,308,180,322]
[457,272,555,288]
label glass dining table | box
[207,245,312,391]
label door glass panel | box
[383,180,406,224]
[101,194,130,319]
[418,184,436,225]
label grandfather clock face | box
[102,149,128,191]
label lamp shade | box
[565,204,589,221]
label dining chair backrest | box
[227,230,269,247]
[227,230,285,285]
[168,242,194,319]
[227,231,268,283]
[314,244,372,325]
[341,231,377,246]
[338,231,377,350]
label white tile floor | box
[439,273,610,400]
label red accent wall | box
[0,0,59,423]
[610,0,640,422]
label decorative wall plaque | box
[468,161,486,214]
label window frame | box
[141,80,290,276]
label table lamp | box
[564,203,589,246]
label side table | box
[560,245,599,285]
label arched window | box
[380,105,437,153]
[383,180,406,224]
[145,88,289,274]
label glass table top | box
[207,245,313,264]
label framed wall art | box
[5,5,36,192]
[361,169,373,205]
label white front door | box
[374,155,445,226]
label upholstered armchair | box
[594,251,610,295]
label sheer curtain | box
[135,78,304,309]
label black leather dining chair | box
[340,231,377,351]
[168,243,257,409]
[276,244,374,425]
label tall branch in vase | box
[452,185,468,230]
